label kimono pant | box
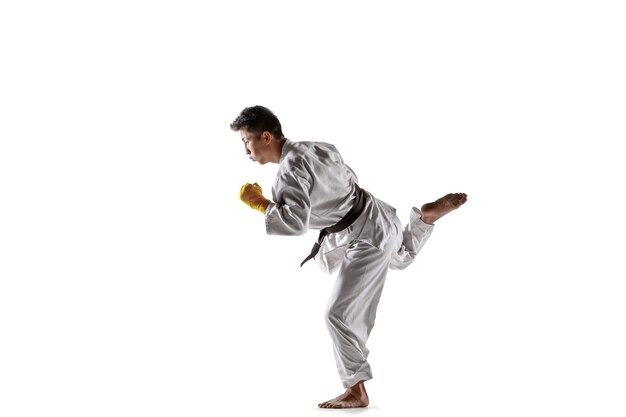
[324,208,434,388]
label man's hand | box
[239,183,271,214]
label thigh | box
[327,240,392,323]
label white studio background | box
[1,1,624,416]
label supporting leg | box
[320,240,393,408]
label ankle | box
[349,381,367,395]
[421,215,436,225]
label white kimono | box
[264,139,434,388]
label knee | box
[324,305,344,329]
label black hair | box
[230,105,284,138]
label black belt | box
[300,183,366,267]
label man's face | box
[241,128,269,164]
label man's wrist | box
[260,199,270,213]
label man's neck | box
[271,138,287,163]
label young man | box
[232,105,467,409]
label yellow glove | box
[239,183,271,214]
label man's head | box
[231,105,285,164]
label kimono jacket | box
[265,139,401,274]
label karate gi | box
[265,139,434,388]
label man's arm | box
[265,169,312,236]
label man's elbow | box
[289,220,309,236]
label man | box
[232,105,467,409]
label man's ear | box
[261,131,271,143]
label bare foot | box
[420,192,467,224]
[318,380,369,409]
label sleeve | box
[265,168,312,236]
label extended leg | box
[389,192,467,270]
[389,207,434,270]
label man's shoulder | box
[278,140,341,177]
[287,140,339,158]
